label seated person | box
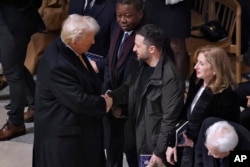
[195,117,250,167]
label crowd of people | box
[1,0,250,167]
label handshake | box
[101,90,113,113]
[101,90,126,118]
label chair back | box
[187,0,242,82]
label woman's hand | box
[177,133,194,147]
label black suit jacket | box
[103,23,139,90]
[33,37,106,167]
[103,23,139,118]
[195,117,250,167]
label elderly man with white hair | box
[33,14,112,167]
[195,117,250,167]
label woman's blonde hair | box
[193,45,236,93]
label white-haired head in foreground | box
[205,121,238,159]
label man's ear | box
[70,40,78,49]
[71,40,77,46]
[148,45,156,53]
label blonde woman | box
[166,46,241,167]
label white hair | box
[60,14,100,45]
[205,121,238,152]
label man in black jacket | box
[110,24,184,166]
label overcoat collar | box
[56,38,102,93]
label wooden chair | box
[186,0,242,82]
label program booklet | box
[85,52,103,62]
[175,120,189,145]
[139,154,152,167]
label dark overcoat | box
[33,37,107,167]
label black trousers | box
[105,117,138,167]
[0,6,36,125]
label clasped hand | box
[101,94,113,113]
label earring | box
[213,72,216,75]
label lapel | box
[81,0,87,14]
[80,53,102,93]
[57,38,102,94]
[108,16,147,70]
[187,86,214,119]
[116,32,135,68]
[108,26,123,70]
[108,26,136,69]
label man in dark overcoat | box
[33,14,112,167]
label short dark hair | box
[136,24,165,50]
[117,0,143,11]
